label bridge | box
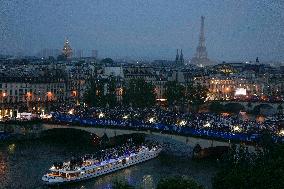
[42,124,230,148]
[220,101,283,112]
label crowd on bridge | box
[51,104,284,142]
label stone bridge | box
[42,124,230,148]
[220,101,282,110]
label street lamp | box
[68,109,74,115]
[122,115,129,119]
[72,90,78,104]
[46,92,53,113]
[1,92,7,117]
[26,92,32,111]
[47,92,52,100]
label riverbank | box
[0,121,42,143]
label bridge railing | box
[50,113,284,143]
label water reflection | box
[0,137,217,189]
[0,152,7,176]
[0,151,9,189]
[8,144,16,154]
[142,175,154,189]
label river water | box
[0,130,217,189]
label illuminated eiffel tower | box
[191,16,211,66]
[62,38,73,58]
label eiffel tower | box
[191,16,211,66]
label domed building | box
[62,38,73,58]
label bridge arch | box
[42,124,230,148]
[253,103,276,115]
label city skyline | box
[1,1,284,188]
[1,0,283,62]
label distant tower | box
[180,49,184,65]
[175,49,179,63]
[175,49,184,67]
[62,38,73,58]
[196,16,207,59]
[191,16,211,66]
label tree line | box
[213,131,284,189]
[84,78,208,111]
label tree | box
[277,104,283,114]
[213,133,284,189]
[104,77,118,108]
[123,78,156,108]
[224,103,245,114]
[192,143,202,158]
[48,56,55,61]
[209,102,224,113]
[247,102,252,109]
[185,83,208,112]
[164,81,185,107]
[213,147,284,189]
[258,130,275,155]
[57,54,67,61]
[101,58,114,64]
[84,79,102,106]
[157,177,204,189]
[252,104,273,115]
[83,78,118,107]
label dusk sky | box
[1,0,283,61]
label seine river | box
[0,129,218,189]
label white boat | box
[42,144,162,185]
